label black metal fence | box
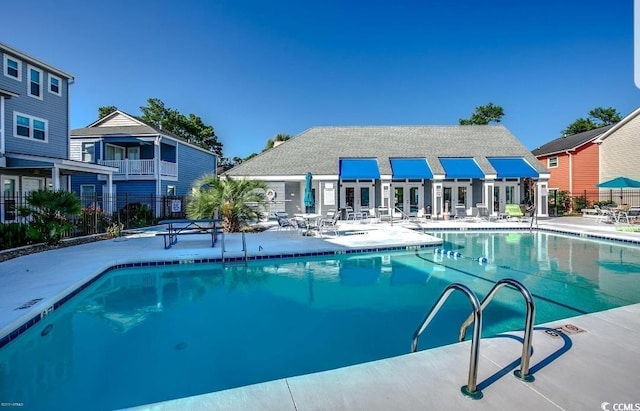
[548,189,640,216]
[0,193,188,250]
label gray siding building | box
[226,125,551,218]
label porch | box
[98,159,177,179]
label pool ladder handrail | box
[458,278,536,383]
[411,283,484,399]
[221,232,248,266]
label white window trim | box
[27,65,43,100]
[48,73,62,96]
[105,143,126,160]
[547,156,558,168]
[3,54,22,81]
[13,111,48,143]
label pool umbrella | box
[303,172,314,212]
[596,177,640,203]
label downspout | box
[565,150,573,193]
[155,135,162,217]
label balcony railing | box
[99,159,177,177]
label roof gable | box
[531,124,615,157]
[86,110,147,128]
[594,106,640,143]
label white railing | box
[99,159,177,178]
[160,160,177,177]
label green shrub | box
[0,223,29,250]
[119,202,155,228]
[18,190,82,245]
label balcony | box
[99,159,177,178]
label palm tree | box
[18,189,82,245]
[186,174,268,232]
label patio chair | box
[319,210,340,236]
[475,203,495,222]
[360,206,371,223]
[276,215,294,231]
[504,204,526,222]
[454,204,470,221]
[377,207,392,223]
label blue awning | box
[439,158,484,179]
[488,157,539,178]
[390,158,433,179]
[339,158,380,179]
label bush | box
[75,206,110,235]
[119,202,155,228]
[18,190,82,245]
[0,223,30,250]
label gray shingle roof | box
[225,125,548,177]
[531,125,615,157]
[70,125,159,137]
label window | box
[3,55,21,80]
[80,185,96,208]
[13,112,48,142]
[48,74,61,96]
[27,65,43,99]
[105,144,125,160]
[82,142,95,162]
[547,156,558,168]
[167,186,175,196]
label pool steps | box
[412,278,535,399]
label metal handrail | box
[221,232,248,266]
[411,283,484,399]
[241,232,248,265]
[458,278,536,382]
[221,232,226,263]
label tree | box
[562,118,597,136]
[459,103,504,125]
[561,106,621,136]
[186,174,268,232]
[18,190,82,245]
[263,133,291,151]
[139,98,223,156]
[98,105,118,119]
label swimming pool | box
[1,231,639,410]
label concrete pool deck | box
[1,216,640,410]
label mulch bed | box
[0,235,110,263]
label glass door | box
[394,186,404,216]
[409,187,419,215]
[2,177,18,222]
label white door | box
[128,147,141,174]
[494,182,517,212]
[393,183,421,217]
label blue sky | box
[2,0,638,158]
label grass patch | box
[615,226,640,232]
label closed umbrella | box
[303,172,314,212]
[596,177,640,203]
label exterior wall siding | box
[600,114,640,182]
[538,153,569,191]
[571,143,599,199]
[173,143,216,195]
[0,50,70,159]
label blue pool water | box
[1,231,639,410]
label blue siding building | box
[70,110,217,216]
[0,42,114,223]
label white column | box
[484,181,495,214]
[51,166,60,190]
[104,173,114,215]
[432,182,443,218]
[536,181,549,217]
